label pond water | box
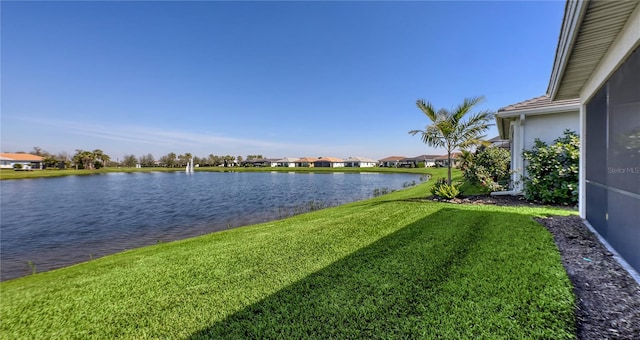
[0,171,422,281]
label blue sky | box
[1,1,565,161]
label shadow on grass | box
[188,207,561,339]
[189,207,576,339]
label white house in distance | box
[344,157,377,168]
[313,157,345,168]
[276,158,298,167]
[398,155,439,168]
[434,153,462,168]
[378,156,405,168]
[517,0,639,274]
[496,95,580,192]
[0,153,44,170]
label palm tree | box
[92,149,110,168]
[167,152,177,168]
[409,96,494,184]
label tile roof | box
[296,157,317,163]
[0,153,44,161]
[315,157,344,163]
[498,95,580,113]
[276,158,299,163]
[345,157,377,163]
[402,155,441,161]
[378,156,406,162]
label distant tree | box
[93,149,104,164]
[122,154,138,168]
[409,96,494,184]
[139,153,155,167]
[208,154,221,166]
[193,156,202,166]
[43,155,58,168]
[223,155,235,167]
[237,155,243,165]
[93,149,110,168]
[160,152,177,168]
[177,154,190,167]
[56,152,71,169]
[32,147,44,156]
[73,149,96,169]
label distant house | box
[313,157,345,168]
[496,95,580,192]
[0,153,44,170]
[487,136,510,150]
[399,155,439,168]
[295,157,316,168]
[378,156,406,168]
[243,158,277,167]
[434,153,461,168]
[276,158,298,167]
[344,157,377,168]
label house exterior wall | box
[506,110,579,190]
[0,160,43,169]
[380,161,399,167]
[522,111,579,151]
[346,161,376,167]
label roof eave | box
[495,116,511,140]
[548,0,589,100]
[496,102,580,118]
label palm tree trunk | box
[447,151,452,185]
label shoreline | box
[0,166,433,181]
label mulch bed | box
[538,215,640,339]
[433,194,640,339]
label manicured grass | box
[0,182,577,339]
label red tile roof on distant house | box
[0,153,44,161]
[315,157,344,163]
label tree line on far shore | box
[19,147,264,169]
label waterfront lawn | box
[0,183,576,338]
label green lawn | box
[0,180,577,339]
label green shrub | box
[13,164,23,170]
[463,147,511,192]
[522,130,579,205]
[430,178,460,199]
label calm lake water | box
[0,171,422,281]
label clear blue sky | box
[1,1,565,161]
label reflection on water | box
[0,171,420,281]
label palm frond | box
[451,96,485,124]
[416,99,438,122]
